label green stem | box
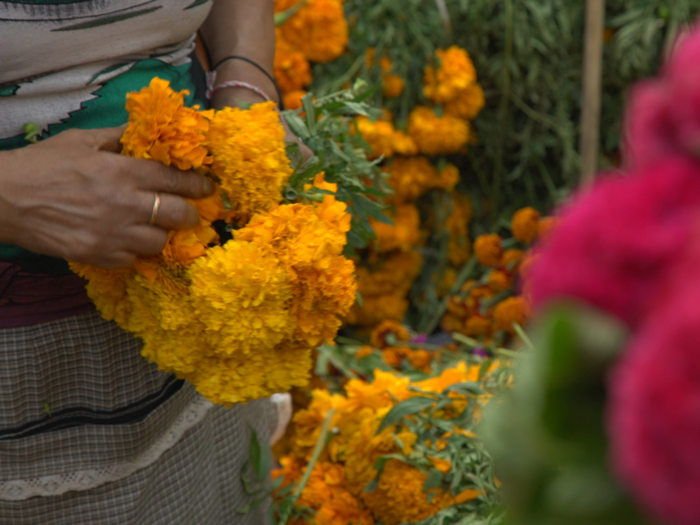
[512,322,533,350]
[274,0,308,26]
[293,409,336,499]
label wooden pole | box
[579,0,606,188]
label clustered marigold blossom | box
[423,46,477,104]
[206,101,293,224]
[408,106,471,156]
[347,251,422,327]
[274,363,493,525]
[276,0,348,63]
[383,156,459,203]
[474,234,503,267]
[444,83,486,120]
[72,80,357,407]
[356,116,396,159]
[511,207,541,244]
[370,203,422,253]
[274,30,312,94]
[121,77,213,170]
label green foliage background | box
[311,0,700,223]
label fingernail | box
[202,177,215,194]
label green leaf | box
[283,112,310,139]
[377,396,436,434]
[352,194,393,225]
[424,469,444,491]
[302,93,317,132]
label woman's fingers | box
[126,225,170,256]
[136,191,201,231]
[116,155,215,199]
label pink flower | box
[526,155,700,327]
[625,25,700,167]
[607,271,700,525]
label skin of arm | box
[199,0,313,157]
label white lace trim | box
[269,393,293,446]
[0,395,214,501]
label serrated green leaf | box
[283,112,310,139]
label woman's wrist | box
[210,59,278,110]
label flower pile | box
[273,358,508,525]
[274,0,349,109]
[71,78,356,406]
[440,207,555,349]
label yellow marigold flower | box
[390,131,418,157]
[408,106,470,156]
[444,83,485,121]
[493,296,531,334]
[371,203,422,253]
[488,269,512,293]
[206,102,292,224]
[423,46,477,104]
[512,206,541,244]
[370,320,410,349]
[277,0,348,63]
[356,251,422,297]
[538,216,559,241]
[69,263,133,326]
[121,77,213,170]
[283,89,307,111]
[235,198,356,349]
[274,30,312,93]
[414,361,479,393]
[463,315,492,337]
[383,156,439,203]
[356,116,395,159]
[474,233,503,267]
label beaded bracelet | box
[211,55,284,109]
[205,71,273,102]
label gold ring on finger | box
[149,192,161,226]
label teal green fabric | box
[0,60,196,272]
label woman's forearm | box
[199,0,277,109]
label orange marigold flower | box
[370,320,411,349]
[501,248,525,272]
[488,269,512,293]
[447,193,473,267]
[283,89,307,111]
[438,164,460,191]
[277,0,348,63]
[391,131,418,157]
[444,83,485,121]
[408,106,470,156]
[382,347,404,368]
[355,345,374,359]
[371,203,422,253]
[463,315,492,337]
[493,296,531,334]
[474,234,503,267]
[274,30,312,93]
[383,156,439,203]
[383,74,405,99]
[512,207,541,244]
[347,293,408,328]
[428,456,452,474]
[407,349,433,372]
[356,116,395,159]
[537,216,559,241]
[121,77,213,170]
[423,46,477,104]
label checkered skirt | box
[0,311,277,524]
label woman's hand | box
[0,126,215,268]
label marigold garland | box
[408,106,471,156]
